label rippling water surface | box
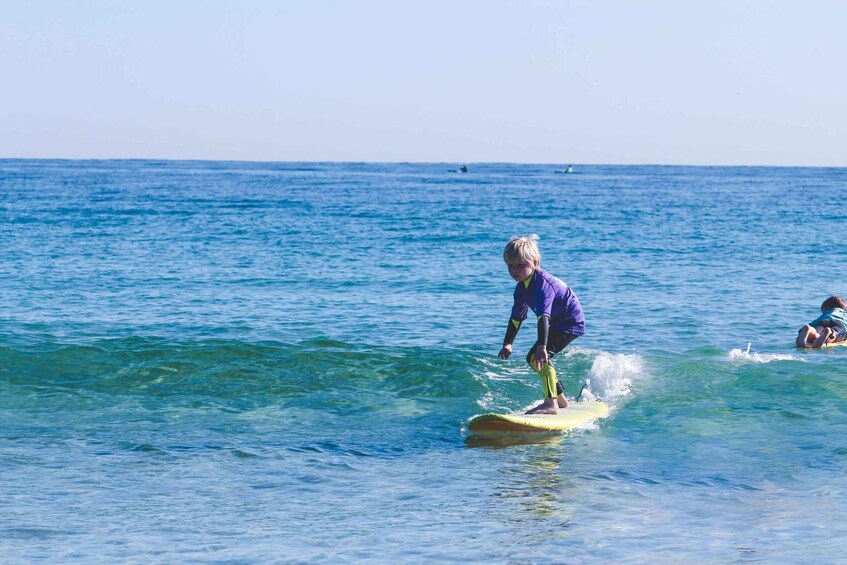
[2,160,847,562]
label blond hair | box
[503,234,541,265]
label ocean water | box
[2,159,847,563]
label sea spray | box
[563,347,642,405]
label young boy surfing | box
[498,235,585,414]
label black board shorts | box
[526,330,580,365]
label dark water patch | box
[230,449,261,459]
[121,442,171,456]
[1,527,77,540]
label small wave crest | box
[728,346,803,363]
[0,336,490,421]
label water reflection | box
[466,430,579,538]
[464,432,565,449]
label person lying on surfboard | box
[796,295,847,348]
[497,235,585,414]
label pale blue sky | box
[3,1,845,165]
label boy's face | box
[507,261,537,282]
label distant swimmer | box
[460,164,468,173]
[565,165,574,174]
[796,295,847,348]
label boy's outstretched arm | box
[499,319,521,359]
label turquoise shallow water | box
[2,160,847,562]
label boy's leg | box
[525,348,559,413]
[526,332,578,410]
[549,332,578,407]
[797,325,817,348]
[813,325,833,348]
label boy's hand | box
[534,344,549,370]
[498,344,512,360]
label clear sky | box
[3,1,846,165]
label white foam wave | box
[578,349,642,402]
[728,348,803,363]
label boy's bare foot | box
[526,400,559,415]
[557,395,569,409]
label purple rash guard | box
[510,267,585,335]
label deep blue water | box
[2,160,847,562]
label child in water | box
[498,235,585,414]
[796,295,847,348]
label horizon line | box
[1,157,844,169]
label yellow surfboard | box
[468,400,609,433]
[797,340,847,349]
